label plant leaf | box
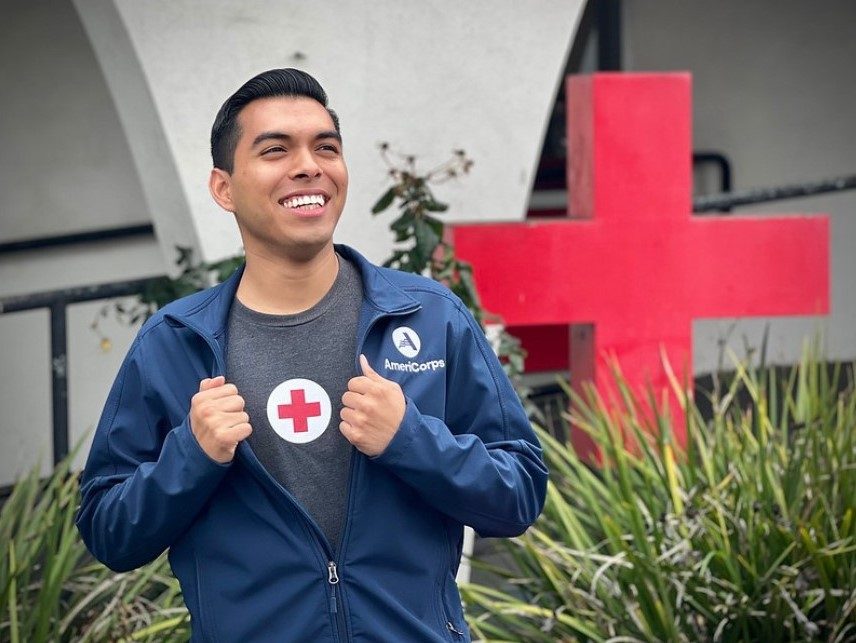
[371,187,396,214]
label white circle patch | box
[266,378,331,444]
[392,326,421,358]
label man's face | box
[213,96,348,261]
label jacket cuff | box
[372,398,420,465]
[174,416,233,472]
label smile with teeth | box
[281,194,327,210]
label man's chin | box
[281,237,336,263]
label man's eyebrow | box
[315,130,342,143]
[251,130,342,148]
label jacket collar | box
[335,244,420,313]
[165,244,420,339]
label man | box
[76,68,547,642]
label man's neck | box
[236,245,340,315]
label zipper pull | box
[446,621,465,637]
[327,561,340,584]
[327,562,340,614]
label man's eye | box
[262,146,286,155]
[318,144,339,153]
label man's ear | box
[209,168,235,212]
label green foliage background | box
[0,447,189,642]
[5,149,852,642]
[461,351,856,642]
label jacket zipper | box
[167,314,349,640]
[323,302,422,640]
[327,560,340,608]
[327,559,344,638]
[441,521,465,640]
[167,299,420,643]
[446,621,465,638]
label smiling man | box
[76,68,547,642]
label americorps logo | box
[392,326,421,358]
[385,325,445,374]
[384,358,446,373]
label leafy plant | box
[371,145,530,405]
[371,146,477,309]
[461,347,856,642]
[91,249,242,346]
[0,445,189,642]
[95,145,533,410]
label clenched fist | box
[340,355,405,457]
[190,376,252,463]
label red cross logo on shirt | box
[267,378,332,444]
[277,389,322,433]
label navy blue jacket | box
[76,245,547,642]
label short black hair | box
[210,68,340,173]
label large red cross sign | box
[452,73,829,455]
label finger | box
[347,376,374,394]
[341,391,362,410]
[339,420,355,441]
[214,395,246,413]
[199,375,226,392]
[359,354,384,382]
[221,411,250,427]
[224,422,252,442]
[200,382,240,400]
[340,407,362,427]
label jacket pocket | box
[437,579,468,641]
[193,551,219,642]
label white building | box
[0,1,851,486]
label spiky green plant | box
[462,349,856,642]
[0,446,189,642]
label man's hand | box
[340,355,405,457]
[190,376,252,464]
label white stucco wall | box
[74,0,584,265]
[0,0,150,244]
[0,0,583,485]
[2,1,852,486]
[0,1,162,484]
[624,0,855,371]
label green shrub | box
[3,352,853,642]
[0,447,189,642]
[462,353,856,642]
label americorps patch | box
[392,326,421,358]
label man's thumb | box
[359,354,383,381]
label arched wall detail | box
[73,0,200,272]
[73,1,585,265]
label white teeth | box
[283,194,326,209]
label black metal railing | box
[694,173,856,213]
[0,224,154,255]
[694,152,733,208]
[0,278,161,467]
[1,170,853,476]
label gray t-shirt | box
[225,256,362,552]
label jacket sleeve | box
[373,301,548,537]
[75,333,230,572]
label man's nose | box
[290,147,322,179]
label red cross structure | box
[278,389,321,433]
[452,73,829,457]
